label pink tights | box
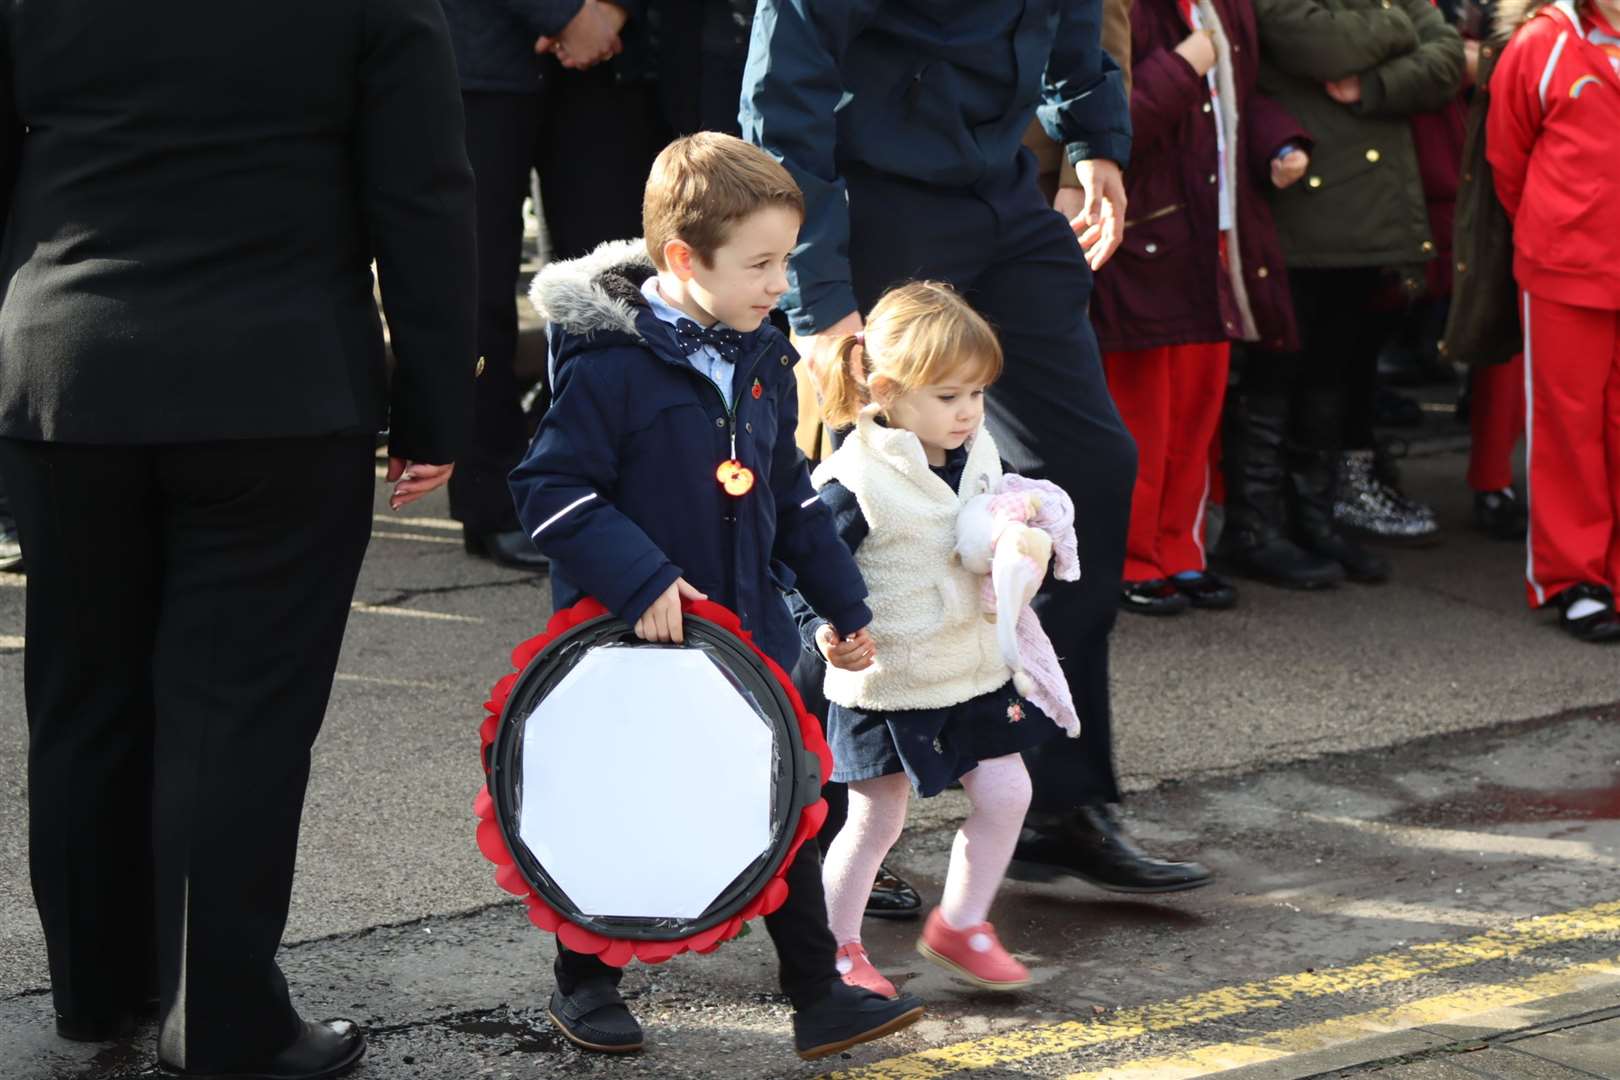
[821,754,1033,944]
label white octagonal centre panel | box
[515,645,775,919]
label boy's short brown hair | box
[643,133,805,270]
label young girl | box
[1486,0,1620,640]
[805,281,1062,994]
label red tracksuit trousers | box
[1102,342,1231,582]
[1521,292,1620,608]
[1467,352,1525,494]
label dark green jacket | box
[1254,0,1465,269]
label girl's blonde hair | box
[816,281,1003,430]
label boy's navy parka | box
[512,239,872,670]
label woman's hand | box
[1175,29,1218,77]
[387,458,453,511]
[818,624,876,672]
[634,577,708,644]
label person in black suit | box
[441,0,667,569]
[0,2,476,1077]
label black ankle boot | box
[1215,387,1344,589]
[1289,446,1390,584]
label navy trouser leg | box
[845,158,1134,811]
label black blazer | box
[0,0,477,464]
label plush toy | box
[955,476,1082,737]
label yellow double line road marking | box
[834,898,1620,1079]
[1062,956,1620,1079]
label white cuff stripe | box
[530,493,599,539]
[800,494,821,509]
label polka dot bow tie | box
[673,318,745,362]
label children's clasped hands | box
[817,624,877,672]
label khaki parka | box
[1254,0,1465,270]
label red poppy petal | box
[475,818,510,865]
[634,939,683,964]
[557,922,611,954]
[494,863,529,896]
[757,878,789,916]
[473,786,495,821]
[526,900,563,932]
[598,939,637,967]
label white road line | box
[349,602,483,624]
[369,530,461,546]
[334,672,455,691]
[0,634,23,649]
[1308,812,1619,866]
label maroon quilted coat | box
[1091,0,1308,354]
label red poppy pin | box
[751,379,763,400]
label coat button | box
[1257,266,1270,278]
[1308,176,1323,189]
[1209,173,1218,184]
[1203,102,1212,113]
[1463,171,1473,182]
[1457,260,1467,273]
[1365,148,1381,163]
[1144,242,1159,254]
[1421,240,1435,253]
[715,417,725,428]
[475,356,486,377]
[745,422,753,433]
[780,354,791,366]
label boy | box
[509,132,923,1059]
[1487,0,1620,641]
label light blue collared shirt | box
[641,277,735,408]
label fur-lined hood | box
[528,237,657,342]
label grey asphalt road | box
[2,444,1618,1080]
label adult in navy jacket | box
[742,0,1212,892]
[513,240,871,674]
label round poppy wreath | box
[473,596,833,967]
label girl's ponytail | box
[816,333,871,430]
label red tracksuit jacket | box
[1487,0,1620,311]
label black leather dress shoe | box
[1170,571,1237,610]
[794,983,924,1061]
[163,1019,365,1080]
[1119,579,1190,616]
[1556,584,1620,644]
[548,982,643,1054]
[864,863,922,920]
[463,528,549,571]
[1009,804,1213,894]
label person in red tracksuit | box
[1487,0,1620,642]
[1092,0,1309,616]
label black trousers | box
[843,153,1137,811]
[0,434,374,1072]
[1238,268,1386,455]
[554,840,839,1010]
[450,74,666,533]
